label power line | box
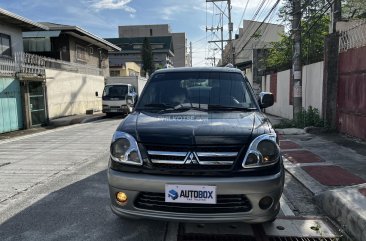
[235,0,250,35]
[236,0,281,57]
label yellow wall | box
[110,62,141,77]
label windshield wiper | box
[142,103,175,108]
[158,103,207,113]
[208,105,257,111]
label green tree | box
[342,0,366,19]
[266,0,330,71]
[141,37,154,76]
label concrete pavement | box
[0,118,120,212]
[278,130,366,241]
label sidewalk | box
[277,129,366,241]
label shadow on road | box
[0,170,167,241]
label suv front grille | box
[134,192,252,213]
[144,144,242,170]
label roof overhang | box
[46,25,120,51]
[236,60,252,69]
[0,8,48,31]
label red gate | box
[337,46,366,140]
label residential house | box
[1,7,121,134]
[23,22,120,73]
[22,22,121,121]
[0,8,48,134]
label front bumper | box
[102,105,129,113]
[108,167,284,223]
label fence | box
[0,58,16,77]
[1,52,103,77]
[339,20,366,52]
[14,52,46,76]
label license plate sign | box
[165,184,216,204]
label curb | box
[284,154,366,241]
[315,185,366,241]
[80,115,105,123]
[49,114,105,127]
[276,128,306,135]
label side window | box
[0,33,12,57]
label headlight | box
[110,131,143,166]
[242,133,280,168]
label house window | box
[110,70,120,76]
[76,44,86,61]
[150,29,153,36]
[0,33,11,57]
[89,47,94,55]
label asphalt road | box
[0,118,323,241]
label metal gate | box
[0,77,23,133]
[337,46,366,140]
[338,22,366,140]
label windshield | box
[103,85,128,98]
[136,71,257,112]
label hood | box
[118,110,271,146]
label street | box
[0,118,341,241]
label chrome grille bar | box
[148,151,187,157]
[196,152,238,157]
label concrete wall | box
[264,70,294,119]
[302,61,324,114]
[171,33,186,67]
[263,61,324,119]
[0,24,23,55]
[45,69,104,119]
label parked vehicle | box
[102,76,146,116]
[107,67,284,223]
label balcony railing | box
[0,52,104,77]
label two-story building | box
[0,8,48,134]
[222,20,284,94]
[23,22,120,73]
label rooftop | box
[0,8,48,31]
[30,22,121,52]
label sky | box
[0,0,281,66]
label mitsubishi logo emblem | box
[184,152,200,165]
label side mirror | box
[259,92,274,109]
[95,91,99,97]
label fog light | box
[259,196,273,210]
[116,192,128,203]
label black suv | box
[108,67,284,223]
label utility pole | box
[323,0,341,128]
[330,0,342,33]
[292,0,302,119]
[228,0,234,65]
[206,0,234,65]
[190,41,193,67]
[206,57,216,66]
